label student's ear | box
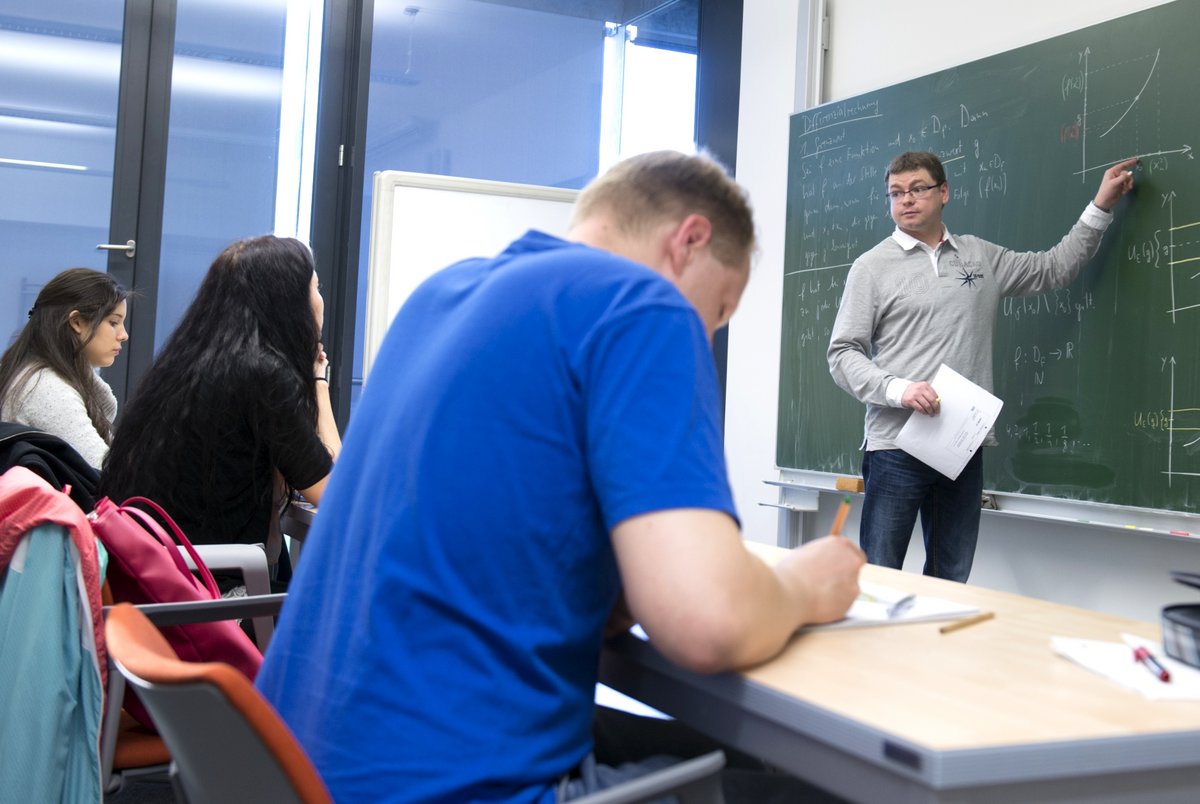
[665,214,714,278]
[67,310,87,336]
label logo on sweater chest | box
[947,257,985,289]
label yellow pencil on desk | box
[939,611,994,634]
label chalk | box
[1170,530,1191,537]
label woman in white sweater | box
[0,268,129,469]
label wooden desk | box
[598,543,1200,803]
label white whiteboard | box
[364,171,578,380]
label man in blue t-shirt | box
[257,151,865,803]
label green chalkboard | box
[777,0,1200,514]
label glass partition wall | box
[0,0,325,381]
[351,0,700,403]
[154,0,321,352]
[0,0,715,420]
[0,1,124,348]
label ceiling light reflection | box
[0,156,88,171]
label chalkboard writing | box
[777,0,1200,514]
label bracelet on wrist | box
[314,376,328,383]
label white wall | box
[820,0,1175,100]
[730,0,1194,623]
[725,1,806,546]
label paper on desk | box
[802,581,980,631]
[1051,633,1200,700]
[894,364,1003,480]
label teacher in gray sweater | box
[828,150,1135,582]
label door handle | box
[96,239,136,258]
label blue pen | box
[887,594,916,619]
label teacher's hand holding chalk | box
[1092,157,1137,211]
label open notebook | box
[802,581,980,631]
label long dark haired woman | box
[0,268,129,469]
[101,235,340,589]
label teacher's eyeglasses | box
[887,183,943,201]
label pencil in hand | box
[830,494,852,536]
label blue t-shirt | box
[257,231,736,803]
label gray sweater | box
[0,366,116,469]
[827,204,1112,451]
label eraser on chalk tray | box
[835,476,864,493]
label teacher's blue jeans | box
[859,448,983,582]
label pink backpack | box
[91,496,263,729]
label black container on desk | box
[1163,571,1200,670]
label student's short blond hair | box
[572,150,755,268]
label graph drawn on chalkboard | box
[776,0,1200,515]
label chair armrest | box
[183,543,274,650]
[113,593,287,626]
[572,749,725,804]
[281,505,314,566]
[186,543,271,596]
[281,505,314,541]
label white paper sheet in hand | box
[894,364,1003,480]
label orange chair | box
[105,602,330,803]
[99,538,284,791]
[105,601,725,804]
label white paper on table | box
[1050,633,1200,700]
[800,581,980,631]
[894,364,1003,480]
